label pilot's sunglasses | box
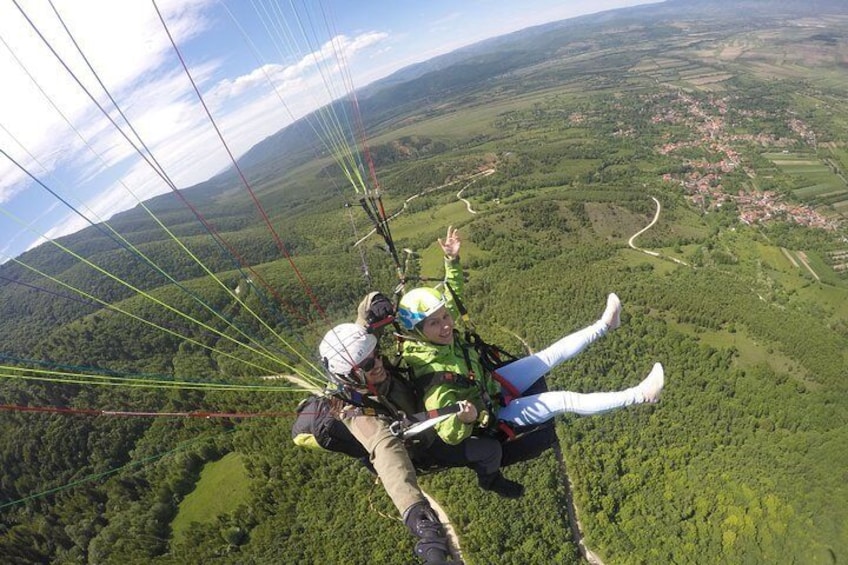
[357,349,379,372]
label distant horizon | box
[0,0,663,262]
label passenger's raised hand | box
[438,225,461,260]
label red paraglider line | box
[15,0,309,327]
[153,0,332,328]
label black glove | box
[357,292,395,332]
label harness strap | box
[339,388,398,420]
[464,329,520,406]
[457,334,500,415]
[334,382,457,440]
[414,362,497,431]
[416,369,476,394]
[390,403,464,438]
[490,369,520,405]
[443,282,473,330]
[498,421,517,441]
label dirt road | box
[628,196,662,255]
[353,168,494,248]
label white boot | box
[638,363,664,403]
[601,293,621,330]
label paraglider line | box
[153,0,333,333]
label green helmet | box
[397,287,446,330]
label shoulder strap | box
[412,346,498,424]
[464,330,521,401]
[332,388,396,419]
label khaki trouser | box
[343,414,424,515]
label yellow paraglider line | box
[0,366,298,393]
[3,0,400,399]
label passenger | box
[396,227,665,488]
[354,292,523,498]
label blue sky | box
[0,0,661,261]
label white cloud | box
[1,2,389,219]
[211,31,389,104]
[1,0,662,260]
[0,0,214,205]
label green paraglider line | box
[153,0,337,342]
[1,0,402,404]
[13,0,318,373]
[0,149,311,372]
[0,203,332,388]
[41,0,312,332]
[223,0,367,197]
[0,354,308,393]
[295,3,370,194]
[0,368,300,393]
[224,1,379,284]
[0,0,422,528]
[0,404,298,419]
[257,0,405,286]
[246,0,370,196]
[0,246,304,382]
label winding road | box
[423,492,464,562]
[353,169,494,248]
[628,196,662,256]
[629,196,688,266]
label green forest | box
[1,1,847,564]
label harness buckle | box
[389,420,405,438]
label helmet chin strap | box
[352,367,367,386]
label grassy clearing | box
[801,250,843,286]
[585,202,649,242]
[388,198,471,240]
[171,452,251,543]
[828,146,848,170]
[761,152,847,209]
[755,242,795,272]
[761,152,808,161]
[617,248,678,275]
[374,86,583,142]
[669,209,711,241]
[793,282,848,323]
[672,321,807,379]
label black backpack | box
[291,395,369,459]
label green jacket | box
[402,257,501,445]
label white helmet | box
[319,323,378,387]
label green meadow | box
[171,453,251,544]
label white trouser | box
[495,319,645,426]
[497,386,645,427]
[496,319,608,393]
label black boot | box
[403,501,453,564]
[478,471,524,499]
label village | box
[653,91,842,232]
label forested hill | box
[30,0,845,245]
[2,0,848,563]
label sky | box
[0,0,662,261]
